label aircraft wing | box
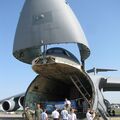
[0,93,25,112]
[87,68,117,74]
[103,77,120,91]
[0,93,24,103]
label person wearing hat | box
[25,106,35,120]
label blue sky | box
[0,0,120,103]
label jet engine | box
[1,96,24,112]
[18,95,24,107]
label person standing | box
[82,99,89,113]
[35,103,43,120]
[86,108,95,120]
[61,107,69,120]
[51,107,60,120]
[41,109,48,120]
[64,98,71,113]
[64,98,71,108]
[70,109,77,120]
[25,107,35,120]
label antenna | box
[41,40,47,64]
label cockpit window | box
[46,47,79,63]
[54,49,64,54]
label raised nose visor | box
[32,55,81,76]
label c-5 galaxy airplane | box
[1,0,120,119]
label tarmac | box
[0,113,23,120]
[0,113,120,120]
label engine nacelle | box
[18,96,24,107]
[1,98,20,112]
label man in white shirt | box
[41,109,48,120]
[64,98,71,113]
[61,107,69,120]
[51,108,60,120]
[70,109,77,120]
[64,98,71,107]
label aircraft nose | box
[13,0,90,64]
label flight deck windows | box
[46,48,79,63]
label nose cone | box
[13,0,90,64]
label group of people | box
[23,98,77,120]
[23,98,96,120]
[51,98,77,120]
[51,107,77,120]
[23,103,48,120]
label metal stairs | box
[70,75,91,106]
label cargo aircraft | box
[1,0,120,119]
